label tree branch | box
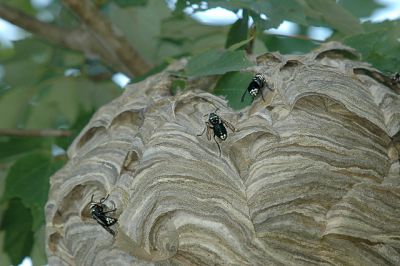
[0,3,151,77]
[0,129,72,137]
[62,0,152,76]
[0,4,72,46]
[0,4,93,59]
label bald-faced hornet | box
[241,73,270,102]
[197,111,235,156]
[390,72,400,84]
[89,194,118,236]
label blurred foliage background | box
[0,0,399,265]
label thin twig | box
[265,31,324,42]
[0,129,72,137]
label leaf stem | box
[266,32,324,42]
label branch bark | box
[62,0,152,76]
[0,2,151,77]
[0,4,70,44]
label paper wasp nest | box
[45,43,400,265]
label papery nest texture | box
[46,42,400,266]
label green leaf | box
[186,49,254,77]
[111,0,148,7]
[304,0,363,35]
[0,137,51,163]
[0,45,14,61]
[0,166,8,199]
[23,78,81,129]
[343,21,400,72]
[3,60,47,88]
[131,62,169,83]
[0,37,120,128]
[62,52,85,68]
[3,39,52,65]
[0,198,34,266]
[338,0,383,18]
[0,81,79,129]
[0,76,120,129]
[204,0,307,29]
[214,71,254,110]
[259,33,318,54]
[55,108,95,150]
[30,226,47,266]
[0,85,35,128]
[173,0,188,15]
[259,0,307,29]
[3,152,66,230]
[161,15,228,54]
[196,0,362,35]
[0,38,119,129]
[225,10,249,49]
[3,0,36,15]
[108,0,179,65]
[227,37,254,52]
[0,231,12,266]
